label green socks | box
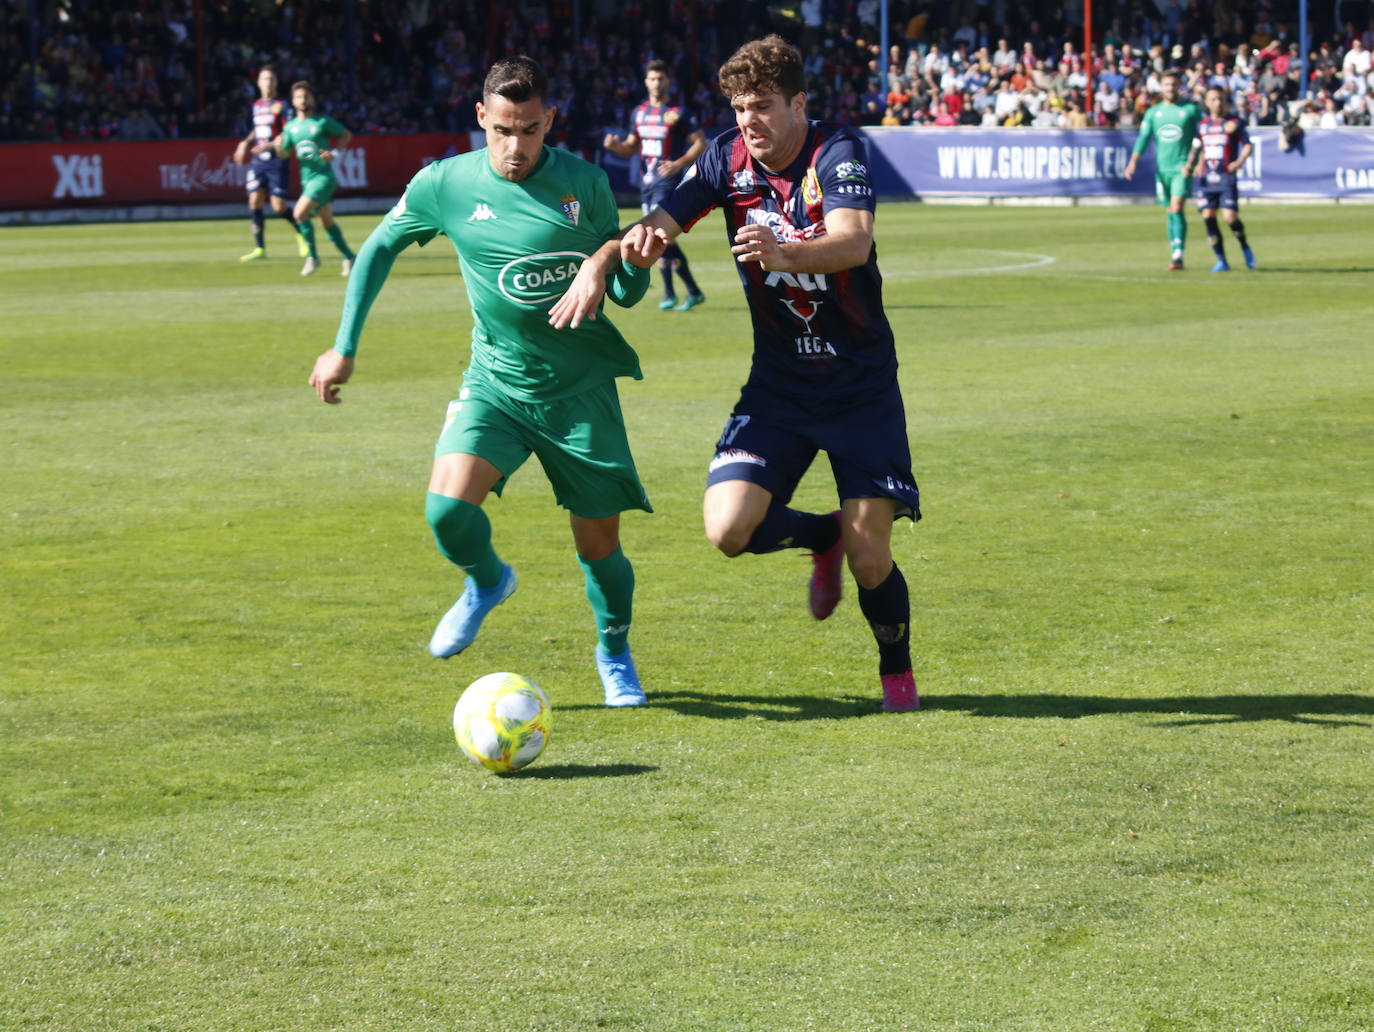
[299,219,317,259]
[1167,211,1186,255]
[425,493,505,588]
[327,223,355,260]
[578,546,635,656]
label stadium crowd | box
[2,1,1370,150]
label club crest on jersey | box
[665,109,679,125]
[560,194,581,227]
[801,167,822,206]
[1224,119,1238,134]
[731,169,756,193]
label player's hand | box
[1123,158,1137,180]
[602,132,619,150]
[309,349,354,405]
[320,150,334,163]
[233,141,249,165]
[655,159,677,178]
[548,261,607,330]
[621,224,670,268]
[732,224,784,269]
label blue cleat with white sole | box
[675,292,706,311]
[657,295,678,310]
[1242,246,1256,269]
[596,646,647,707]
[1210,259,1231,273]
[429,564,517,658]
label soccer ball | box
[453,672,552,773]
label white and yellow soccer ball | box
[453,673,552,773]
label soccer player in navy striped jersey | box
[232,66,306,262]
[604,61,708,310]
[1182,86,1256,272]
[557,35,922,711]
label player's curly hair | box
[485,56,548,104]
[718,34,805,101]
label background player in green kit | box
[1124,70,1201,271]
[256,81,357,278]
[308,56,667,707]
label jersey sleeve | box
[660,136,725,232]
[278,122,297,155]
[332,167,443,356]
[1132,110,1153,155]
[370,165,444,249]
[818,130,876,215]
[323,116,348,141]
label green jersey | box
[281,114,347,181]
[336,146,648,401]
[1133,100,1202,173]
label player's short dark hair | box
[646,59,670,75]
[1161,68,1183,80]
[719,34,805,101]
[291,80,315,97]
[258,65,276,77]
[484,56,548,104]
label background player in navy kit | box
[579,35,921,711]
[1183,86,1257,272]
[232,66,306,263]
[603,60,708,311]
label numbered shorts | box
[706,382,921,521]
[1195,176,1241,212]
[436,372,652,519]
[300,171,337,206]
[245,156,290,198]
[1154,169,1192,206]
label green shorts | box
[1154,168,1191,206]
[301,172,337,206]
[436,371,652,519]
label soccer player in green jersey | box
[256,81,357,278]
[308,56,667,707]
[1124,70,1202,271]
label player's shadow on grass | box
[1254,266,1374,275]
[504,762,659,779]
[931,693,1373,728]
[648,691,880,721]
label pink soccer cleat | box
[808,510,844,620]
[880,670,920,712]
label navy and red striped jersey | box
[631,102,701,187]
[661,122,896,412]
[252,97,288,148]
[1195,116,1250,178]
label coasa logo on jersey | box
[52,154,105,199]
[498,251,590,305]
[1157,124,1184,143]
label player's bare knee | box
[705,517,752,558]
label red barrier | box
[0,134,470,210]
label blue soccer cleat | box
[1242,246,1256,269]
[596,646,647,707]
[1210,259,1231,273]
[657,295,678,311]
[675,292,707,311]
[429,564,518,658]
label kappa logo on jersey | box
[498,250,590,306]
[468,203,498,222]
[801,167,822,206]
[560,194,581,227]
[52,154,105,199]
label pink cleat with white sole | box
[881,670,920,712]
[808,510,844,620]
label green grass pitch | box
[2,202,1371,1031]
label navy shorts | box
[1195,175,1240,212]
[639,177,679,215]
[246,156,290,198]
[706,382,921,521]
